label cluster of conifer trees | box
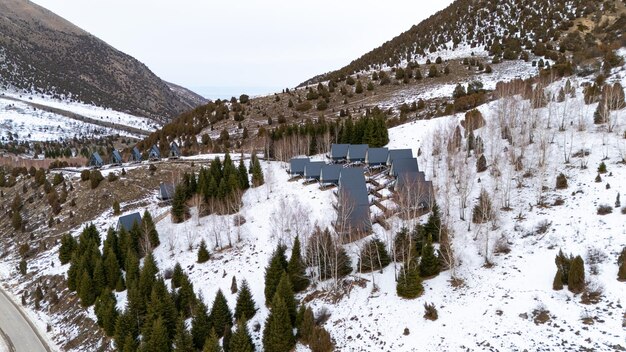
[172,153,264,223]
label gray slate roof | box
[337,167,371,233]
[330,144,350,160]
[395,171,426,191]
[149,145,161,159]
[111,150,123,164]
[159,183,175,200]
[347,144,368,162]
[320,164,342,184]
[390,157,419,177]
[289,157,310,176]
[365,147,389,165]
[117,212,142,232]
[170,142,181,157]
[386,149,413,166]
[131,147,142,161]
[90,152,104,167]
[304,161,325,180]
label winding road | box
[0,287,51,352]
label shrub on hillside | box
[597,204,613,215]
[80,170,90,181]
[598,162,607,174]
[556,173,568,189]
[90,170,103,189]
[423,302,438,321]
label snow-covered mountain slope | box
[0,91,160,142]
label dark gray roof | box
[395,171,426,191]
[159,183,175,200]
[131,147,142,161]
[170,142,181,156]
[111,150,123,163]
[337,168,371,233]
[338,168,369,206]
[304,161,325,179]
[330,144,350,159]
[320,164,342,184]
[390,157,419,177]
[386,149,413,165]
[149,145,161,159]
[347,144,368,162]
[90,152,104,166]
[117,212,142,232]
[289,157,310,175]
[365,147,389,165]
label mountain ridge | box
[0,0,206,123]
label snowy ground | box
[0,90,159,142]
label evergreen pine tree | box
[198,240,210,263]
[231,276,238,294]
[144,316,170,352]
[94,290,118,336]
[235,280,257,321]
[210,289,233,338]
[229,319,254,352]
[555,250,572,285]
[192,302,211,350]
[264,244,288,305]
[172,184,188,223]
[238,158,250,190]
[552,268,564,290]
[568,255,585,294]
[618,259,626,282]
[79,270,95,307]
[262,295,295,352]
[287,236,309,292]
[396,264,424,299]
[275,272,297,325]
[59,233,77,264]
[171,262,184,289]
[92,258,106,298]
[173,315,194,352]
[176,275,197,318]
[251,154,264,187]
[419,236,440,278]
[222,325,232,352]
[104,246,121,290]
[203,328,223,352]
[142,210,160,249]
[298,306,315,345]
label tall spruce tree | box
[264,244,288,305]
[94,290,118,336]
[202,328,223,352]
[618,247,626,281]
[423,201,441,242]
[235,280,257,321]
[287,236,309,292]
[419,236,440,278]
[298,306,315,345]
[238,158,250,190]
[142,210,160,249]
[173,315,194,352]
[210,289,233,338]
[262,295,295,352]
[143,316,170,352]
[568,255,585,294]
[229,319,254,352]
[358,238,391,273]
[275,272,297,325]
[552,268,564,290]
[251,154,264,187]
[172,184,188,223]
[192,302,211,350]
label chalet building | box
[303,161,325,180]
[117,212,142,232]
[346,144,368,163]
[149,145,161,161]
[365,147,389,167]
[336,167,371,237]
[319,164,342,185]
[389,157,419,177]
[158,183,175,201]
[386,149,413,166]
[129,146,142,162]
[89,152,104,168]
[288,157,310,177]
[169,142,181,158]
[110,149,123,165]
[329,144,350,162]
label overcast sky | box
[32,0,454,95]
